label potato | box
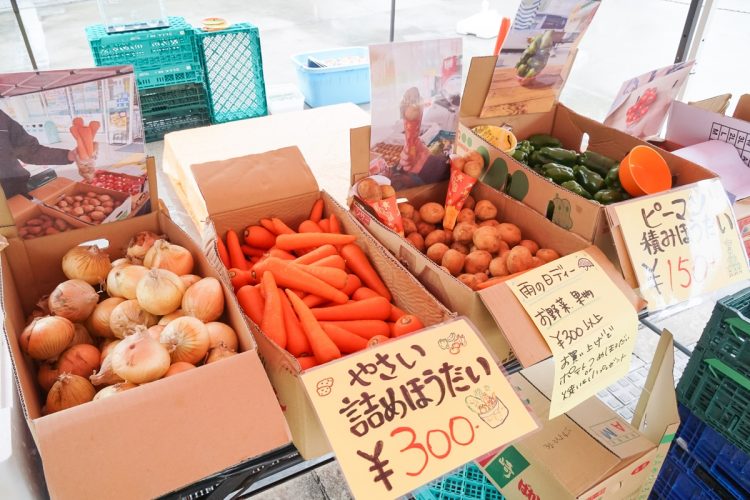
[102,207,114,215]
[472,226,502,253]
[458,273,479,290]
[507,246,533,274]
[26,218,43,227]
[74,195,84,202]
[453,222,477,243]
[443,230,453,245]
[406,232,425,252]
[41,219,53,230]
[530,257,544,268]
[90,198,102,207]
[489,256,509,277]
[90,210,106,221]
[82,204,95,213]
[474,272,489,284]
[457,208,475,224]
[464,195,476,210]
[451,242,470,255]
[357,178,382,201]
[54,219,68,231]
[419,202,445,224]
[519,239,540,255]
[536,248,560,263]
[72,207,84,216]
[426,243,449,263]
[425,229,449,248]
[44,227,59,235]
[79,215,92,223]
[102,200,114,208]
[27,226,42,235]
[85,191,97,199]
[417,222,436,238]
[451,156,466,172]
[464,250,492,274]
[497,239,510,254]
[441,249,465,276]
[64,196,74,204]
[398,203,416,220]
[62,206,72,213]
[478,219,499,228]
[474,200,498,221]
[18,227,28,237]
[99,194,112,202]
[58,200,68,208]
[411,211,422,224]
[464,160,483,178]
[403,218,418,235]
[380,185,396,198]
[73,201,81,208]
[497,223,522,247]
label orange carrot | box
[318,219,331,233]
[237,285,264,325]
[390,305,407,322]
[392,314,425,337]
[69,125,88,160]
[286,290,340,364]
[244,225,276,249]
[309,198,324,222]
[263,258,348,304]
[311,254,346,270]
[303,294,327,308]
[352,287,381,301]
[320,320,390,340]
[294,244,337,265]
[288,289,306,299]
[241,245,264,258]
[260,218,277,234]
[312,297,392,321]
[292,264,348,289]
[89,120,100,137]
[275,233,356,251]
[341,274,362,297]
[367,335,391,348]
[261,272,287,348]
[296,356,319,369]
[269,248,296,261]
[475,271,525,290]
[79,126,95,158]
[279,289,311,357]
[226,230,248,270]
[217,237,230,268]
[299,220,323,233]
[340,244,391,301]
[271,218,296,235]
[321,323,368,353]
[229,268,252,290]
[329,214,341,234]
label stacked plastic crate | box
[652,287,750,499]
[86,16,211,142]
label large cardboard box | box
[479,332,680,500]
[456,56,718,266]
[190,146,453,459]
[0,173,291,499]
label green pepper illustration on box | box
[483,446,530,488]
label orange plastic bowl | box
[619,145,672,196]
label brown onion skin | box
[21,316,75,360]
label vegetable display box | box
[292,47,370,107]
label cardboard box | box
[0,208,291,499]
[456,56,717,267]
[6,194,87,237]
[478,332,680,500]
[37,178,133,226]
[191,146,453,459]
[348,176,642,368]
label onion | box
[144,240,194,275]
[126,231,164,264]
[206,322,238,351]
[57,344,101,378]
[46,374,95,414]
[147,325,165,340]
[38,363,59,392]
[99,339,120,363]
[182,277,224,322]
[109,299,158,338]
[206,344,237,364]
[62,245,112,285]
[21,316,75,360]
[93,382,138,401]
[86,297,125,338]
[48,279,99,322]
[136,269,185,316]
[180,274,202,289]
[111,258,129,268]
[70,323,95,347]
[90,351,124,386]
[106,265,148,299]
[160,317,210,365]
[158,310,185,326]
[111,327,171,383]
[164,362,196,377]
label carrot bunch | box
[70,117,99,160]
[216,198,426,368]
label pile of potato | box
[399,196,560,290]
[19,214,74,239]
[53,192,119,225]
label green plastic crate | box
[135,64,204,90]
[413,462,504,500]
[139,83,209,115]
[694,287,750,378]
[142,104,211,143]
[195,23,268,123]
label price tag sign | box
[507,250,638,418]
[613,179,750,311]
[300,318,538,500]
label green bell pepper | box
[516,140,533,154]
[573,165,605,195]
[541,163,575,184]
[604,166,622,189]
[511,149,528,163]
[527,134,562,149]
[561,180,592,199]
[579,151,617,177]
[540,147,578,166]
[594,189,626,205]
[528,151,547,168]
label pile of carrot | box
[70,117,99,161]
[215,198,426,369]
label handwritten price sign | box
[613,179,750,311]
[507,250,638,418]
[300,318,538,500]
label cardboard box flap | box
[191,146,320,217]
[734,94,750,122]
[688,94,732,114]
[350,126,372,185]
[460,56,498,118]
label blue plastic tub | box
[291,47,370,107]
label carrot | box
[352,287,380,301]
[318,219,331,233]
[303,294,327,308]
[475,271,525,290]
[89,120,100,136]
[69,126,88,160]
[296,356,319,370]
[237,285,265,325]
[294,244,337,265]
[329,214,341,234]
[367,335,391,348]
[269,248,296,260]
[321,323,368,353]
[299,220,323,233]
[80,126,95,158]
[340,244,391,301]
[241,245,264,258]
[309,198,324,222]
[312,297,392,321]
[341,274,362,297]
[217,237,230,268]
[275,233,356,251]
[263,258,348,304]
[244,225,276,249]
[311,254,346,270]
[390,305,407,322]
[279,289,311,357]
[292,264,348,289]
[271,218,296,235]
[260,272,287,348]
[260,218,277,234]
[320,320,390,340]
[229,268,252,290]
[286,290,340,364]
[226,230,248,270]
[392,315,425,337]
[288,289,306,299]
[72,117,84,128]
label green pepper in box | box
[527,134,562,149]
[539,147,578,166]
[541,163,575,183]
[512,150,528,163]
[561,180,592,199]
[594,189,627,205]
[605,166,622,190]
[579,150,617,177]
[573,165,604,195]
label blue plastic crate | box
[195,23,268,123]
[650,447,731,500]
[413,462,503,500]
[292,47,370,107]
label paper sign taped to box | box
[506,250,638,418]
[613,179,750,311]
[300,317,538,500]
